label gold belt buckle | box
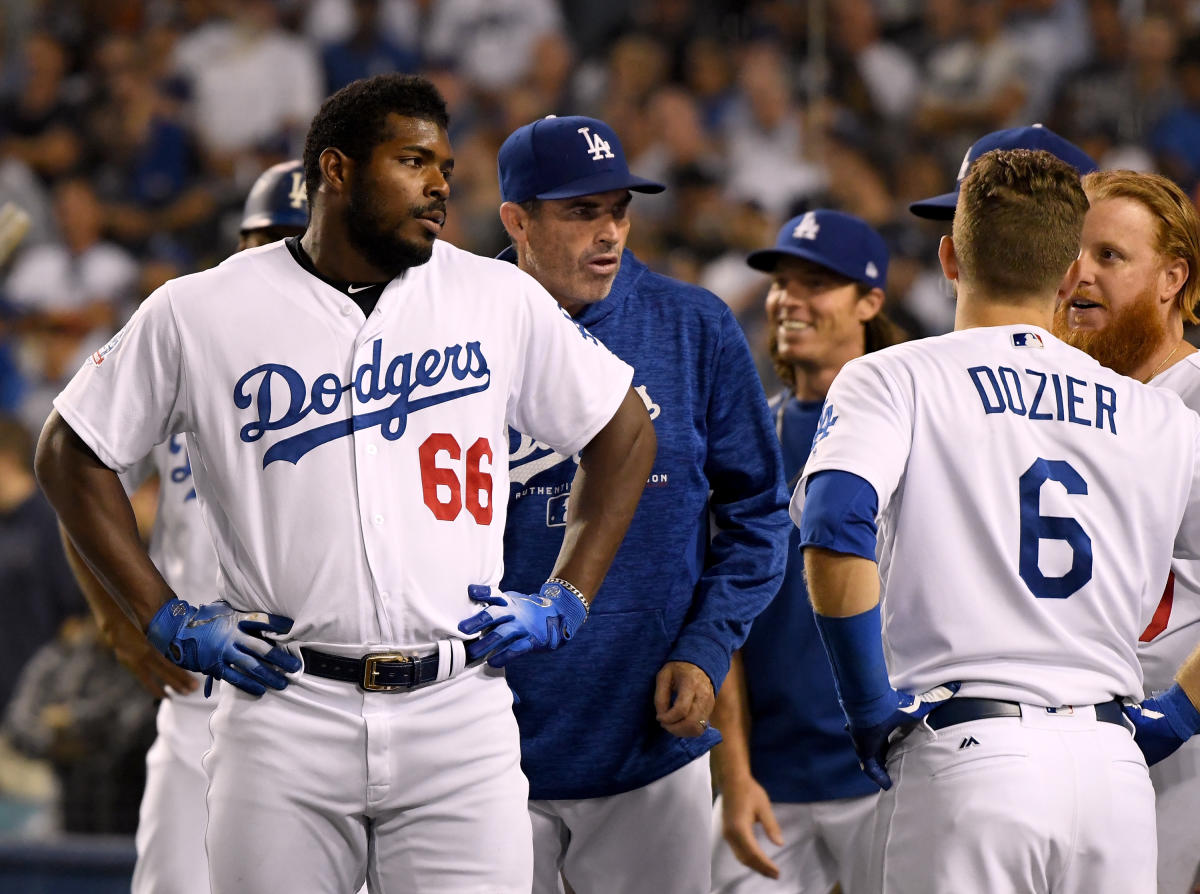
[362,652,412,692]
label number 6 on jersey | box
[1018,457,1093,599]
[419,433,493,525]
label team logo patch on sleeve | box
[1011,332,1044,348]
[89,328,126,365]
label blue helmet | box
[240,160,309,232]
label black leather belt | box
[300,647,441,692]
[926,697,1127,731]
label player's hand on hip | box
[458,582,588,667]
[846,682,960,790]
[719,773,783,879]
[104,616,198,699]
[146,598,301,698]
[1123,683,1200,766]
[654,661,715,737]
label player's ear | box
[1059,257,1083,304]
[937,235,959,283]
[1161,257,1189,308]
[318,148,352,199]
[499,202,529,246]
[855,287,885,322]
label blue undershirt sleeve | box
[797,470,879,560]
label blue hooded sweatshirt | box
[500,247,790,800]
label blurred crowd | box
[1,0,1200,837]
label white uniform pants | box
[529,754,713,894]
[132,691,215,894]
[204,664,531,894]
[868,704,1155,894]
[1150,735,1200,893]
[709,792,878,894]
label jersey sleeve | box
[52,285,189,473]
[797,354,914,514]
[1175,418,1200,564]
[506,279,633,458]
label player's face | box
[1054,196,1171,375]
[346,114,453,276]
[766,257,870,369]
[521,190,632,315]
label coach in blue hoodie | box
[483,116,789,894]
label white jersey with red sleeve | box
[53,239,632,650]
[796,324,1200,707]
[1140,352,1200,695]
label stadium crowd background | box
[1,0,1200,841]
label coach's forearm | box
[36,410,174,630]
[803,547,880,618]
[551,387,656,600]
[710,651,755,789]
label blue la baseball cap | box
[498,115,666,204]
[909,124,1098,220]
[747,210,889,289]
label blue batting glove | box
[458,582,588,667]
[1124,684,1200,766]
[146,599,302,698]
[845,682,960,790]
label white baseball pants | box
[529,753,713,894]
[1150,735,1200,893]
[709,792,879,894]
[132,690,215,894]
[867,704,1155,894]
[204,664,531,893]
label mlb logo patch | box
[1012,332,1044,348]
[89,329,125,365]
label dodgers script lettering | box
[234,338,491,466]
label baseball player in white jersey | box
[60,160,310,894]
[35,74,656,894]
[798,149,1200,894]
[1054,168,1200,894]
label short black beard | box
[345,174,438,278]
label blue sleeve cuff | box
[668,631,732,696]
[812,604,893,727]
[799,470,879,560]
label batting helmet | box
[240,160,309,232]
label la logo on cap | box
[578,126,614,161]
[792,212,820,241]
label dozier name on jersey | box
[968,364,1118,434]
[234,338,491,466]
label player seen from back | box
[800,149,1200,893]
[1054,168,1200,894]
[35,74,656,893]
[709,210,902,894]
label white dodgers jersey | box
[798,325,1200,706]
[1141,352,1200,695]
[55,239,632,648]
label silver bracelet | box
[546,577,590,615]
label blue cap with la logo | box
[746,209,889,289]
[498,115,666,204]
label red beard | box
[1052,286,1168,377]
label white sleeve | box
[506,280,633,458]
[798,354,914,509]
[52,285,189,473]
[1175,418,1200,563]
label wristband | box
[1158,683,1200,738]
[546,577,590,615]
[146,598,193,656]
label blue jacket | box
[739,393,879,802]
[500,248,789,800]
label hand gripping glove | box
[1123,683,1200,766]
[458,581,588,667]
[147,599,302,697]
[844,682,960,790]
